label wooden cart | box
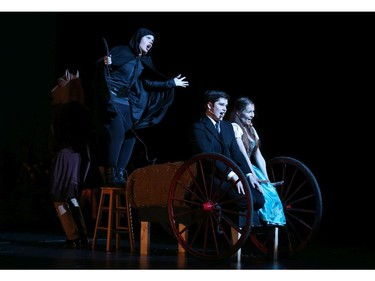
[127,153,323,261]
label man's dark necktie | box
[215,122,221,134]
[215,121,226,154]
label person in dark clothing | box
[94,27,189,186]
[189,90,265,227]
[50,70,91,248]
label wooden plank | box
[140,221,150,255]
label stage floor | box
[1,228,375,270]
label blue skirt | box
[253,165,286,226]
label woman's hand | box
[247,174,263,193]
[174,74,189,88]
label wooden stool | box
[92,187,135,252]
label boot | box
[67,198,89,247]
[105,166,119,186]
[117,167,127,187]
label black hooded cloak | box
[94,28,175,130]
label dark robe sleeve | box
[92,57,118,124]
[132,65,175,130]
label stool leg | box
[115,193,120,249]
[106,190,114,252]
[92,191,105,249]
[91,188,99,221]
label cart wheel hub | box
[202,201,215,211]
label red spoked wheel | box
[250,156,323,256]
[168,153,253,261]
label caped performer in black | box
[94,27,189,186]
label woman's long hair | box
[228,97,259,156]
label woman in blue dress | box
[228,97,286,227]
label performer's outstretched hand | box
[174,74,189,88]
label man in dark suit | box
[189,89,265,226]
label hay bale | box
[127,162,185,208]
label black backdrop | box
[0,12,372,247]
